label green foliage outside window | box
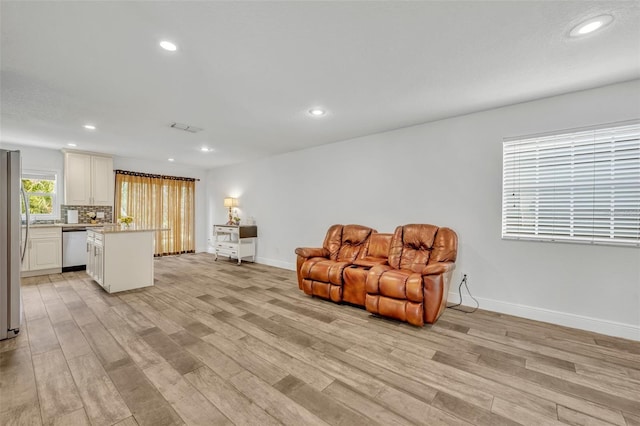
[22,178,55,215]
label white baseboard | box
[255,256,295,271]
[201,250,295,270]
[448,292,640,341]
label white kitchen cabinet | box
[87,228,154,293]
[213,225,257,264]
[86,230,103,284]
[64,151,113,205]
[86,231,95,278]
[21,226,62,277]
[91,155,113,205]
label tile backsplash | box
[61,205,113,224]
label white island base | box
[87,228,156,293]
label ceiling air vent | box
[170,122,203,133]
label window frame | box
[501,120,640,248]
[21,169,60,221]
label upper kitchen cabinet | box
[64,151,114,205]
[91,155,114,205]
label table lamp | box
[224,197,238,225]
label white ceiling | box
[1,1,639,169]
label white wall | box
[0,142,66,196]
[0,143,209,252]
[206,79,640,340]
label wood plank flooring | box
[1,253,639,426]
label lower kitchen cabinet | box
[21,226,62,277]
[87,229,154,293]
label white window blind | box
[502,121,640,247]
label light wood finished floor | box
[1,253,639,426]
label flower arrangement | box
[87,211,97,223]
[118,216,134,227]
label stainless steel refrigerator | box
[1,149,28,340]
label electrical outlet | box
[96,212,104,219]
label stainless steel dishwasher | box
[62,227,88,272]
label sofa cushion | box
[388,224,438,273]
[322,224,344,261]
[301,259,350,286]
[367,233,392,258]
[378,269,424,303]
[365,294,424,326]
[429,227,458,263]
[336,225,374,262]
[353,257,388,268]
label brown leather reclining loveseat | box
[295,224,375,303]
[295,223,457,326]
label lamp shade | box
[223,197,238,208]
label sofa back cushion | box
[322,224,344,261]
[388,224,439,272]
[321,224,375,262]
[429,227,458,263]
[336,225,375,262]
[367,233,392,258]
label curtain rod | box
[114,169,200,182]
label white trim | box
[448,292,640,341]
[255,256,295,271]
[203,249,295,270]
[503,118,640,142]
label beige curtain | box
[115,171,195,256]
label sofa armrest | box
[295,247,328,259]
[422,262,456,323]
[421,262,455,276]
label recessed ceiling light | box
[308,108,326,117]
[67,143,77,147]
[168,158,175,162]
[83,124,96,130]
[570,15,613,37]
[201,147,212,152]
[160,40,177,51]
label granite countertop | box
[62,223,115,228]
[92,226,170,234]
[23,223,116,228]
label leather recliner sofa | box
[295,224,375,303]
[295,223,457,326]
[366,224,458,326]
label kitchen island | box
[86,226,166,293]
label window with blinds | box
[502,121,640,247]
